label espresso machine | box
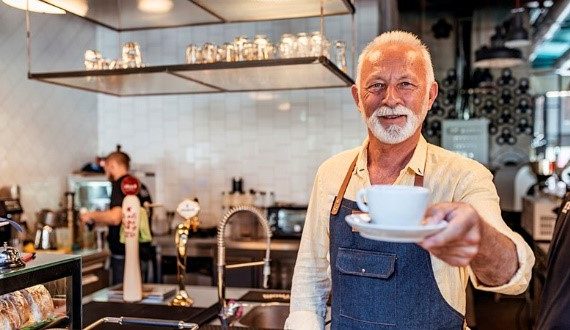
[0,186,24,245]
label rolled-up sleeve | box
[285,168,331,330]
[458,164,535,294]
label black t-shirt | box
[536,192,570,329]
[108,174,153,257]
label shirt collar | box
[407,135,428,176]
[355,135,428,179]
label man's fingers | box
[422,216,473,248]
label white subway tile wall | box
[0,8,98,222]
[98,1,378,226]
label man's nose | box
[382,85,402,108]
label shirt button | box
[361,269,366,273]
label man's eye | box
[367,83,384,92]
[400,82,415,88]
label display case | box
[0,253,82,329]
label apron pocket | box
[336,248,396,278]
[335,247,398,326]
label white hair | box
[356,30,435,91]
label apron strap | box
[330,155,358,216]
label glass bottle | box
[279,33,296,59]
[233,35,249,61]
[295,32,310,57]
[334,40,348,73]
[202,43,218,63]
[185,44,203,64]
[253,34,270,60]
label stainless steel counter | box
[85,284,249,308]
[152,235,300,257]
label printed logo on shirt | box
[562,201,570,214]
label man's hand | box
[419,202,481,267]
[419,202,519,286]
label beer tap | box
[170,198,200,307]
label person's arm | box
[285,169,331,330]
[420,164,534,293]
[80,206,122,226]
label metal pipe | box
[226,260,265,269]
[217,204,272,323]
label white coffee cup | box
[355,185,430,226]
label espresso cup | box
[355,185,430,226]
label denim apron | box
[329,156,464,329]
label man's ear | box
[351,84,360,109]
[426,81,438,109]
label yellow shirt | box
[285,136,535,329]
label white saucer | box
[345,213,448,243]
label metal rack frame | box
[25,0,357,96]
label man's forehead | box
[364,45,423,69]
[362,45,426,76]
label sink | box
[237,303,290,329]
[208,302,290,329]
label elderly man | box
[284,31,534,329]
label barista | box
[80,147,153,285]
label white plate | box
[345,213,448,243]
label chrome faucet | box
[217,205,272,327]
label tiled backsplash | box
[0,8,98,223]
[97,1,379,227]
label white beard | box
[365,105,423,144]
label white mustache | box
[373,105,412,117]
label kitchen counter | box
[153,235,300,257]
[85,284,249,308]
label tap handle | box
[262,258,271,289]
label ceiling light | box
[474,25,525,68]
[2,0,65,14]
[474,46,525,68]
[505,8,530,47]
[46,0,88,16]
[137,0,173,14]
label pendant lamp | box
[474,25,525,68]
[505,8,530,47]
[2,0,65,14]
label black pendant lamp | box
[505,8,530,47]
[474,25,525,68]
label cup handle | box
[355,188,369,212]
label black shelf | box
[29,56,354,97]
[40,0,355,32]
[0,253,82,329]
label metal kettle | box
[0,242,25,270]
